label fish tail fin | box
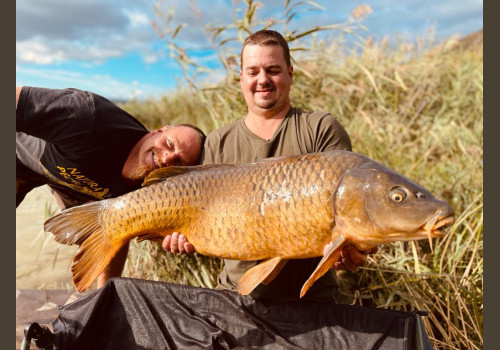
[300,234,347,298]
[44,202,119,292]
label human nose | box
[160,150,179,167]
[257,71,270,85]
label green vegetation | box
[120,2,482,349]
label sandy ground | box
[16,186,78,290]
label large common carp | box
[44,150,455,297]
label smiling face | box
[240,44,293,118]
[122,125,203,182]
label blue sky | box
[16,0,483,101]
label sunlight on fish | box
[44,150,455,297]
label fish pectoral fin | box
[237,257,284,295]
[143,164,236,186]
[300,234,347,298]
[262,259,288,285]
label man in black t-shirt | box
[16,86,206,288]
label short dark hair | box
[174,123,206,164]
[241,30,291,68]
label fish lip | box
[435,215,455,230]
[425,213,455,238]
[434,215,455,236]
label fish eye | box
[389,187,408,203]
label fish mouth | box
[422,211,455,252]
[431,215,455,237]
[424,212,455,238]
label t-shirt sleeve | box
[16,86,95,146]
[313,113,352,152]
[201,132,221,165]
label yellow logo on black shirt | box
[41,163,110,199]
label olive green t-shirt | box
[202,106,352,301]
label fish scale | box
[44,150,455,296]
[119,153,338,257]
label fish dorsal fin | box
[142,164,235,186]
[237,257,285,295]
[300,233,347,298]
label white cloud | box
[16,66,85,84]
[141,47,167,64]
[356,0,482,40]
[16,40,66,65]
[16,0,162,65]
[16,37,125,65]
[16,65,172,100]
[124,9,150,27]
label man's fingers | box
[344,245,367,266]
[334,245,367,272]
[162,235,172,252]
[333,261,346,271]
[178,234,187,253]
[170,232,179,253]
[184,242,195,254]
[340,256,358,271]
[331,244,378,271]
[162,233,195,254]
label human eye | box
[166,137,174,149]
[245,68,258,76]
[268,67,281,75]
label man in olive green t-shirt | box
[163,30,376,301]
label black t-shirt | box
[16,87,149,208]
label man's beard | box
[254,86,278,109]
[122,163,151,186]
[256,100,277,109]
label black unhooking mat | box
[51,277,432,350]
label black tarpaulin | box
[51,278,432,350]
